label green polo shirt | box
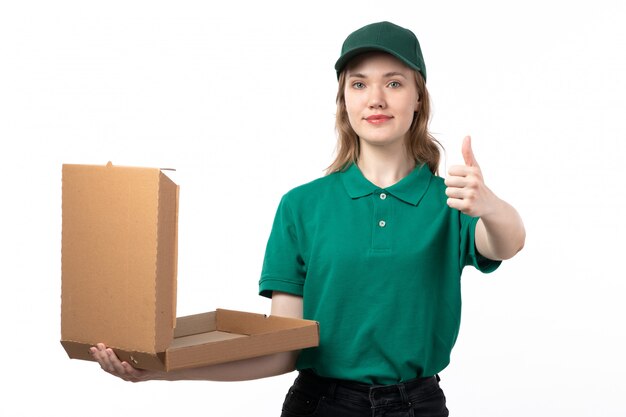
[259,163,500,384]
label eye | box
[388,81,401,88]
[352,81,366,89]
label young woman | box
[91,21,525,417]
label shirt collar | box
[340,163,433,206]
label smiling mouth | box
[365,115,393,124]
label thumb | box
[462,135,478,167]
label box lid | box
[61,162,178,354]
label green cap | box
[335,21,426,81]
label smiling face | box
[343,52,420,150]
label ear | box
[414,98,421,112]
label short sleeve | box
[460,214,501,273]
[258,194,306,298]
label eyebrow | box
[347,71,409,79]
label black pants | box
[281,370,449,417]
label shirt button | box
[380,193,387,200]
[378,220,386,228]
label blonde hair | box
[326,69,442,175]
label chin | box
[359,136,403,147]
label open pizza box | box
[60,162,318,371]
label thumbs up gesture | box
[444,136,497,218]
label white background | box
[1,0,625,416]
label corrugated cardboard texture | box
[60,309,319,371]
[61,163,178,353]
[163,309,320,371]
[60,163,319,372]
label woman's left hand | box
[445,135,525,260]
[444,136,498,217]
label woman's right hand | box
[90,343,157,382]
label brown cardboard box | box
[60,162,318,371]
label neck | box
[357,141,415,188]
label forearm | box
[92,345,300,383]
[445,136,526,261]
[475,197,525,261]
[153,350,299,382]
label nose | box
[368,86,386,109]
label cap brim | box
[334,45,422,77]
